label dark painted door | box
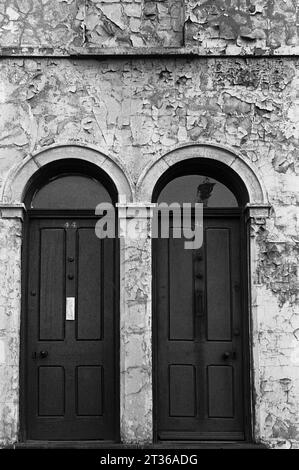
[25,217,118,441]
[155,216,245,440]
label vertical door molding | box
[117,202,156,444]
[0,204,26,445]
[245,203,272,442]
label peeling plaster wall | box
[119,214,153,443]
[86,0,184,47]
[185,0,299,55]
[0,56,298,447]
[0,57,298,189]
[0,218,21,446]
[0,0,298,54]
[0,0,83,49]
[251,214,299,448]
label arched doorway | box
[21,159,119,442]
[153,158,251,442]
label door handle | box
[222,351,236,360]
[32,350,49,360]
[39,350,49,359]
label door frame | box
[152,208,252,443]
[19,161,120,443]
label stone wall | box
[0,0,298,54]
[0,56,298,447]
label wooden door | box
[25,216,118,441]
[155,216,246,441]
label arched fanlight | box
[30,174,112,209]
[157,174,238,207]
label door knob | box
[39,350,48,359]
[222,351,231,359]
[222,351,237,360]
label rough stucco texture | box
[0,57,298,447]
[0,0,298,53]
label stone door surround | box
[0,143,271,445]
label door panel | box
[207,365,234,418]
[77,229,103,340]
[76,366,103,416]
[38,366,65,416]
[206,228,231,341]
[26,217,118,441]
[155,216,245,440]
[39,229,65,341]
[169,365,196,417]
[169,239,194,340]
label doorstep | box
[11,440,267,449]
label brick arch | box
[136,143,268,205]
[0,144,134,204]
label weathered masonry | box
[0,0,298,449]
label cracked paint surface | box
[0,218,21,446]
[250,212,299,448]
[119,223,152,443]
[0,56,298,447]
[0,57,297,189]
[185,0,299,54]
[86,0,184,47]
[0,0,83,49]
[0,0,298,54]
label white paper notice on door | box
[66,297,75,321]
